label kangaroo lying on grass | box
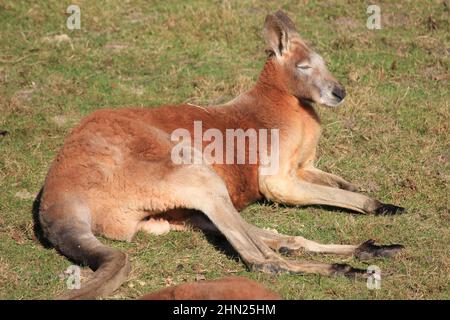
[39,11,404,299]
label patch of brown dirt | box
[382,13,410,27]
[334,17,360,30]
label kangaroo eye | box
[297,64,312,70]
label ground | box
[0,0,448,299]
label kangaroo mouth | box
[298,97,315,107]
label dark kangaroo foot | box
[364,199,405,215]
[331,263,368,279]
[355,239,404,261]
[375,203,406,215]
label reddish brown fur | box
[139,277,280,300]
[40,57,319,238]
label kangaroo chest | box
[278,104,322,170]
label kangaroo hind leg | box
[167,164,367,278]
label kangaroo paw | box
[375,204,405,215]
[330,263,367,279]
[355,239,404,261]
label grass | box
[0,0,448,299]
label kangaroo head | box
[262,10,346,107]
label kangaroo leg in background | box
[297,168,358,192]
[246,225,404,260]
[187,214,404,260]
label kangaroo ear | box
[263,14,288,57]
[274,10,298,33]
[263,11,297,57]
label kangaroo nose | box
[332,85,346,101]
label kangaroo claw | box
[355,239,404,261]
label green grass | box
[0,0,448,299]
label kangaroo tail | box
[39,199,130,300]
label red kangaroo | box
[39,11,404,299]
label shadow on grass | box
[255,198,364,216]
[31,188,53,249]
[203,232,240,262]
